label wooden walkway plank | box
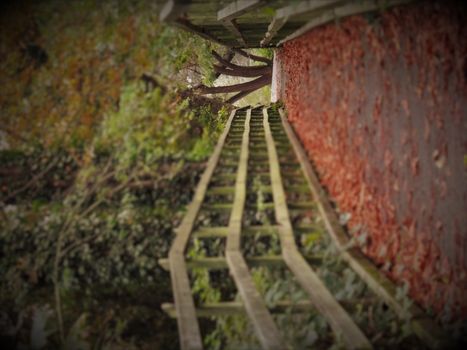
[168,109,237,350]
[261,0,343,46]
[225,109,286,350]
[169,253,203,350]
[222,19,247,46]
[159,255,323,271]
[217,0,263,22]
[160,0,186,22]
[279,109,449,349]
[174,18,231,48]
[171,109,237,254]
[162,299,314,318]
[263,108,372,350]
[278,0,413,46]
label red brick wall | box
[277,1,467,321]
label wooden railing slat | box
[279,108,449,349]
[217,0,263,22]
[263,108,372,350]
[168,109,237,350]
[225,108,285,350]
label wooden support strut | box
[277,0,413,46]
[168,109,237,350]
[278,108,450,349]
[217,0,263,22]
[159,255,323,271]
[261,0,344,46]
[263,108,372,350]
[162,299,314,318]
[225,108,286,349]
[222,19,247,47]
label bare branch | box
[213,64,271,77]
[211,50,270,71]
[196,74,271,95]
[226,89,257,104]
[232,48,272,64]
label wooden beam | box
[169,253,203,350]
[278,0,413,45]
[170,109,237,254]
[261,0,343,46]
[160,0,188,22]
[167,109,237,350]
[222,19,247,46]
[225,109,286,349]
[159,255,323,271]
[279,108,450,349]
[217,0,263,22]
[263,108,372,350]
[190,223,321,239]
[174,18,231,47]
[162,299,315,318]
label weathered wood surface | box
[261,0,343,46]
[217,0,263,21]
[161,0,415,48]
[171,109,236,254]
[168,109,236,350]
[225,109,285,349]
[222,19,247,46]
[279,108,449,349]
[162,299,314,318]
[263,108,372,350]
[162,106,446,349]
[159,255,323,271]
[278,0,413,45]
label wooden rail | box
[160,0,414,48]
[168,109,237,350]
[279,108,450,349]
[225,109,285,349]
[263,108,372,350]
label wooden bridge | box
[160,106,448,349]
[160,0,413,48]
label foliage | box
[0,77,227,347]
[0,1,229,348]
[0,0,219,151]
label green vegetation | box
[0,1,230,348]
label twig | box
[58,179,132,261]
[4,158,59,202]
[0,126,29,143]
[52,159,114,343]
[226,89,257,104]
[232,48,272,64]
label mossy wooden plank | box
[217,0,263,21]
[279,108,449,349]
[225,108,286,350]
[159,255,323,271]
[278,0,413,46]
[167,109,238,350]
[263,108,372,350]
[168,253,203,350]
[162,299,315,318]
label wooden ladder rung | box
[287,201,315,210]
[159,255,324,271]
[207,186,236,195]
[162,299,315,318]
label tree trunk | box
[232,48,272,65]
[226,89,257,104]
[213,64,271,77]
[211,51,269,72]
[213,50,235,80]
[196,74,271,95]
